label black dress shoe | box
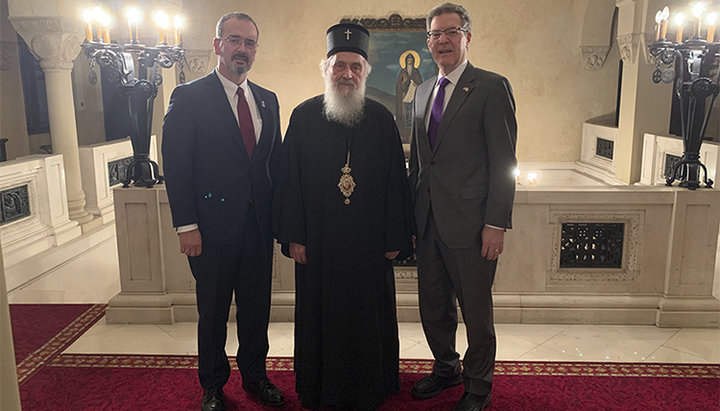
[201,386,225,411]
[453,392,492,411]
[411,372,463,399]
[242,377,285,407]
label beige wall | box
[183,0,620,163]
[0,0,30,160]
[1,0,621,163]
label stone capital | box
[8,16,83,71]
[617,32,655,65]
[581,46,611,71]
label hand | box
[480,226,504,261]
[290,242,307,264]
[179,229,202,257]
[384,250,400,260]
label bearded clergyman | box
[275,22,414,410]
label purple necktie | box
[236,87,256,158]
[427,77,450,149]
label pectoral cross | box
[344,29,352,40]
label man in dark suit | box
[162,12,284,411]
[408,3,518,411]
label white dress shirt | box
[424,60,468,131]
[215,68,263,142]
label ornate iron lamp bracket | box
[82,40,185,188]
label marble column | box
[613,0,673,184]
[9,16,93,225]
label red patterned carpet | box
[9,303,106,385]
[10,304,720,410]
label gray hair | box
[426,3,472,32]
[216,12,260,41]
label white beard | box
[322,77,366,128]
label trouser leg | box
[416,211,461,377]
[234,204,272,383]
[189,245,237,389]
[440,242,497,396]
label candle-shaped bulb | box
[673,13,686,27]
[692,2,706,19]
[655,10,664,24]
[81,8,94,42]
[152,10,170,44]
[99,11,111,43]
[660,7,670,39]
[173,15,186,45]
[125,7,143,43]
[81,8,93,24]
[92,6,104,42]
[125,7,142,25]
[527,171,538,185]
[674,13,686,42]
[707,11,718,25]
[655,10,664,40]
[707,11,718,42]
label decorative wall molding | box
[548,210,643,285]
[340,13,426,30]
[581,46,610,71]
[184,49,212,74]
[616,32,655,65]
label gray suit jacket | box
[408,62,517,249]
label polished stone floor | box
[66,320,720,364]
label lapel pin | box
[462,87,469,92]
[261,100,266,108]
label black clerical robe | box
[277,96,413,410]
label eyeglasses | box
[222,35,258,49]
[427,26,468,41]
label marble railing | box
[107,185,720,328]
[79,136,158,224]
[640,133,720,186]
[581,122,618,175]
[0,155,81,290]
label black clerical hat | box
[326,23,369,60]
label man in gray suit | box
[408,3,517,411]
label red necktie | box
[236,87,256,158]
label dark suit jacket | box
[162,71,282,245]
[408,63,517,249]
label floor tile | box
[537,325,679,362]
[644,346,710,363]
[661,328,720,363]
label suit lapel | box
[248,81,269,164]
[414,79,434,155]
[206,72,246,153]
[433,64,476,153]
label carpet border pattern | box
[16,304,107,386]
[50,354,720,378]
